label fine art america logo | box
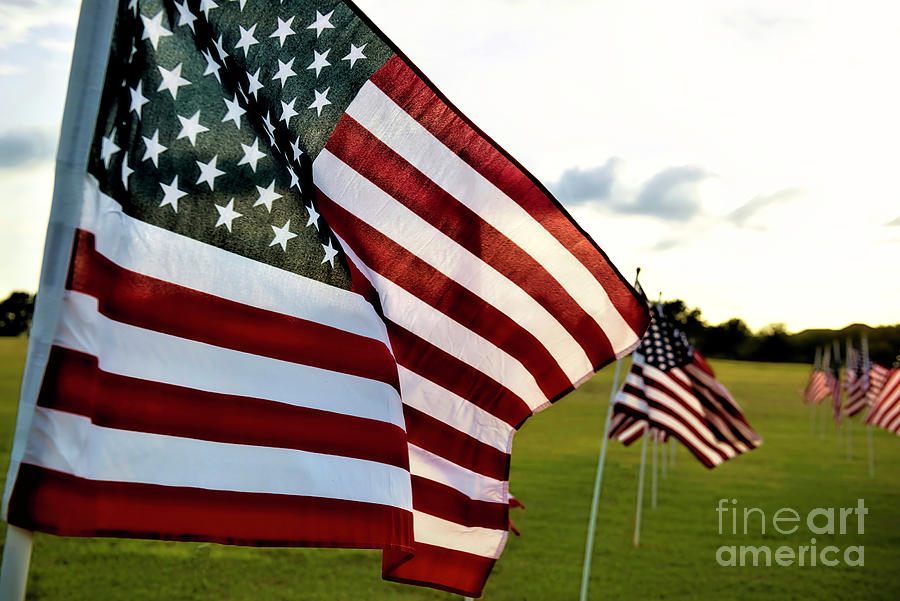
[715,499,866,567]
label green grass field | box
[1,335,898,600]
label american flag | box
[867,363,891,406]
[2,0,650,596]
[864,368,900,434]
[610,306,761,468]
[844,344,870,417]
[801,346,829,405]
[825,348,842,424]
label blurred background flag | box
[1,0,650,597]
[802,346,829,405]
[610,304,761,468]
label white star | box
[253,180,282,211]
[157,63,190,100]
[201,48,221,82]
[196,155,225,190]
[272,58,296,87]
[121,155,134,190]
[269,220,297,251]
[261,111,277,145]
[222,95,245,128]
[100,131,120,168]
[287,165,300,190]
[306,10,334,38]
[141,129,167,167]
[308,87,331,116]
[307,49,331,78]
[238,137,265,172]
[270,16,295,46]
[128,0,138,16]
[321,239,338,267]
[213,35,228,62]
[129,80,149,118]
[176,111,209,146]
[246,67,263,98]
[199,0,219,18]
[235,24,259,58]
[280,97,298,126]
[234,0,249,10]
[306,203,320,230]
[290,138,303,161]
[342,43,367,68]
[159,175,188,212]
[141,11,172,51]
[215,198,242,232]
[174,0,197,31]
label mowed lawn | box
[1,335,898,600]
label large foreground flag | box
[2,0,650,596]
[610,307,761,467]
[864,369,900,434]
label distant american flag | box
[844,346,869,417]
[2,0,650,596]
[609,306,761,468]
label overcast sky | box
[1,0,898,332]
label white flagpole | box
[0,2,117,600]
[863,335,875,478]
[661,431,668,479]
[633,423,650,548]
[820,346,830,441]
[809,346,821,436]
[669,437,676,466]
[650,434,658,510]
[578,358,623,601]
[845,337,853,459]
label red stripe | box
[8,463,413,550]
[315,190,571,401]
[67,229,399,392]
[404,405,509,481]
[369,56,649,339]
[383,542,496,598]
[411,476,508,531]
[37,346,409,469]
[385,321,532,429]
[325,115,615,368]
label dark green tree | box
[0,292,35,336]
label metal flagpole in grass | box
[0,2,117,600]
[820,345,830,441]
[579,358,623,601]
[833,339,843,448]
[669,437,676,466]
[846,337,853,460]
[661,431,668,479]
[650,434,658,509]
[809,346,821,436]
[863,335,875,478]
[633,422,650,548]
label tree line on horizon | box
[659,299,900,367]
[1,291,897,366]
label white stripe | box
[412,510,506,558]
[334,234,548,411]
[399,367,514,453]
[56,290,405,428]
[314,149,589,386]
[345,81,640,355]
[24,407,413,509]
[408,444,504,504]
[79,176,390,345]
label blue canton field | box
[1,336,898,600]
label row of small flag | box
[802,339,900,434]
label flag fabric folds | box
[864,369,900,434]
[1,0,650,596]
[801,347,829,405]
[610,306,761,468]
